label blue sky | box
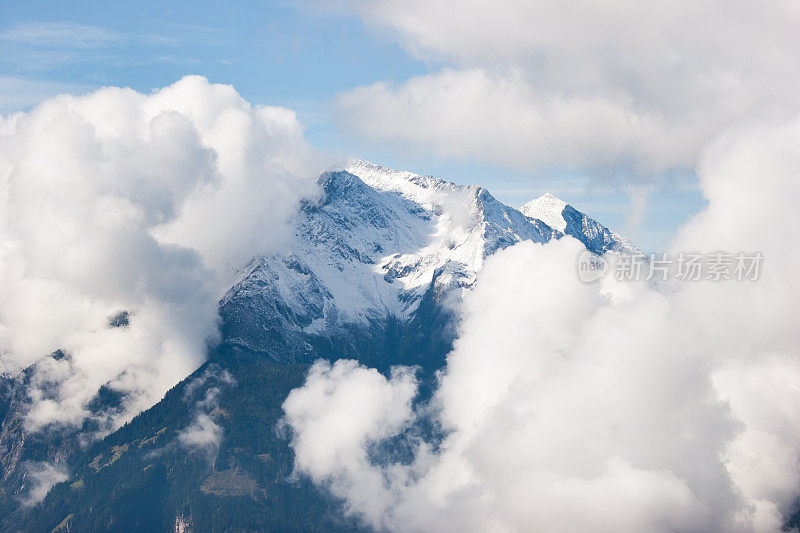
[0,0,706,250]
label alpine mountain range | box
[0,160,638,531]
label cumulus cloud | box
[0,77,92,115]
[283,114,800,532]
[338,0,800,174]
[0,76,324,433]
[283,360,418,518]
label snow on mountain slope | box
[521,193,639,254]
[347,160,556,298]
[220,162,632,359]
[519,192,568,232]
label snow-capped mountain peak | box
[520,192,638,255]
[345,158,470,211]
[520,193,569,232]
[220,162,634,361]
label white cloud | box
[283,114,800,532]
[336,68,704,173]
[183,364,236,402]
[163,365,236,463]
[283,359,418,520]
[338,0,800,175]
[0,76,324,433]
[177,413,224,459]
[21,461,69,507]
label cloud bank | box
[283,114,800,532]
[0,76,323,432]
[339,0,800,175]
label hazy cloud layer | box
[284,114,800,532]
[0,76,323,432]
[0,22,123,48]
[338,0,800,175]
[20,461,70,507]
[177,365,236,462]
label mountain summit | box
[521,192,638,255]
[220,160,560,366]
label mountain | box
[520,192,639,255]
[219,160,558,369]
[0,161,636,531]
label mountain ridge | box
[0,160,638,531]
[520,191,638,255]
